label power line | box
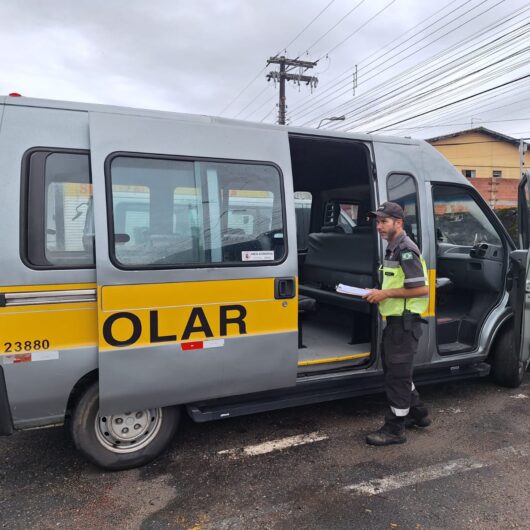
[304,0,367,54]
[317,17,530,131]
[315,0,399,62]
[218,0,337,116]
[282,0,338,53]
[385,88,530,133]
[250,0,401,121]
[381,70,530,132]
[292,2,529,129]
[302,0,512,127]
[340,42,530,132]
[368,74,530,133]
[288,0,469,120]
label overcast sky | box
[1,0,529,139]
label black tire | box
[70,382,180,470]
[491,325,524,388]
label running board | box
[187,362,490,423]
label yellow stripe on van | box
[298,352,370,367]
[0,288,97,355]
[422,269,437,318]
[98,278,298,351]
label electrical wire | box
[298,0,513,127]
[314,17,530,131]
[218,0,337,116]
[367,74,530,133]
[289,0,498,121]
[294,0,528,128]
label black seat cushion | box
[299,230,374,314]
[302,231,373,289]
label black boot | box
[404,406,431,428]
[366,413,406,446]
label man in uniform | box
[363,202,431,446]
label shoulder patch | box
[401,251,414,260]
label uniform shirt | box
[385,231,426,289]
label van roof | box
[0,94,424,147]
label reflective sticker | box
[401,251,414,260]
[241,251,275,261]
[3,351,59,364]
[32,350,59,362]
[4,353,31,364]
[180,338,225,351]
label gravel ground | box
[1,373,529,530]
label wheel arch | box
[65,369,99,420]
[485,313,514,363]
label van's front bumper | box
[0,367,14,435]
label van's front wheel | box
[491,325,524,388]
[70,382,180,470]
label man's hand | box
[363,289,387,304]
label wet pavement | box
[1,373,530,530]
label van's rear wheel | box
[491,325,524,388]
[70,382,180,470]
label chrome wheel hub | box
[95,408,163,453]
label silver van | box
[0,94,528,469]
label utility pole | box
[266,56,318,125]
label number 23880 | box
[3,339,50,353]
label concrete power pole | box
[266,56,318,125]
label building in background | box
[427,127,528,210]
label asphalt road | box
[1,373,530,530]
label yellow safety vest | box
[378,256,429,317]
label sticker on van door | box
[242,251,275,261]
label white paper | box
[335,283,370,297]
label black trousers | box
[381,316,424,416]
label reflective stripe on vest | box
[378,256,429,317]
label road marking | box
[345,443,530,496]
[218,432,328,458]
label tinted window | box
[25,150,94,268]
[387,173,421,247]
[108,156,285,268]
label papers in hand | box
[335,283,370,297]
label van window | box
[108,156,286,268]
[387,173,421,247]
[432,185,502,246]
[25,150,94,268]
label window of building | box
[462,169,476,178]
[492,170,502,178]
[387,173,421,247]
[108,156,286,268]
[24,149,94,268]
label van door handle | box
[275,278,296,299]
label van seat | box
[299,230,373,313]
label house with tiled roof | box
[427,127,528,209]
